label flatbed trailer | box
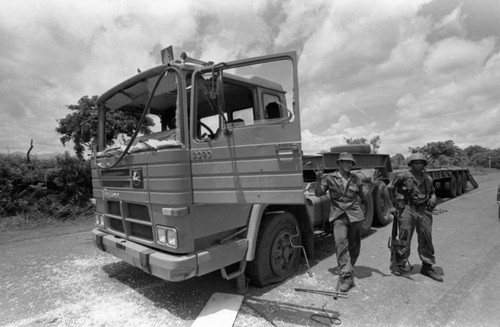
[303,147,479,236]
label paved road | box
[1,171,499,327]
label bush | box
[0,152,93,222]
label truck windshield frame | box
[96,66,189,154]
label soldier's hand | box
[427,197,437,210]
[313,165,324,179]
[371,170,381,184]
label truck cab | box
[92,50,306,287]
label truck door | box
[190,52,304,204]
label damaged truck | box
[90,48,477,290]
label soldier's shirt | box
[389,170,435,205]
[318,171,365,223]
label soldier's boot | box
[390,266,406,276]
[390,261,408,276]
[420,263,443,282]
[339,276,355,292]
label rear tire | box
[445,175,457,198]
[246,212,301,287]
[457,174,463,195]
[461,172,468,194]
[373,181,391,226]
[361,192,374,236]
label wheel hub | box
[270,230,296,276]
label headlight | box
[95,214,105,227]
[156,226,178,248]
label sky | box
[1,0,499,157]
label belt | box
[405,200,426,208]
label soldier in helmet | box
[314,152,366,292]
[387,152,443,282]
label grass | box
[0,212,94,232]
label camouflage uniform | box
[388,170,436,270]
[316,169,365,282]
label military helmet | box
[337,152,356,165]
[407,153,428,166]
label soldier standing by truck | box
[315,152,365,292]
[387,153,443,282]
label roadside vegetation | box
[0,152,92,230]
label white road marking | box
[191,292,244,327]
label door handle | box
[275,143,299,155]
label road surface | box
[1,171,499,326]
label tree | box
[56,95,154,159]
[464,145,489,157]
[343,135,381,153]
[470,149,500,168]
[409,140,467,167]
[344,137,367,145]
[369,135,381,154]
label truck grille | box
[101,168,131,188]
[106,200,153,242]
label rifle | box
[388,209,402,265]
[388,208,413,277]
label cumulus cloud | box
[0,0,499,157]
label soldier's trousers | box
[391,205,436,269]
[333,214,362,279]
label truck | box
[90,48,478,290]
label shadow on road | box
[243,296,342,327]
[97,224,390,324]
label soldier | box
[387,153,443,282]
[314,152,366,292]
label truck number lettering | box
[191,150,212,160]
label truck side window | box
[263,94,283,120]
[223,83,255,127]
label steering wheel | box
[199,121,215,139]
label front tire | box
[246,212,301,287]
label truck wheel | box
[445,175,457,198]
[461,172,468,194]
[246,212,301,287]
[433,181,442,197]
[373,181,391,226]
[456,174,463,195]
[361,192,374,236]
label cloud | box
[0,0,499,157]
[424,37,496,78]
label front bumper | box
[92,229,248,282]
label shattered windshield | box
[97,68,185,157]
